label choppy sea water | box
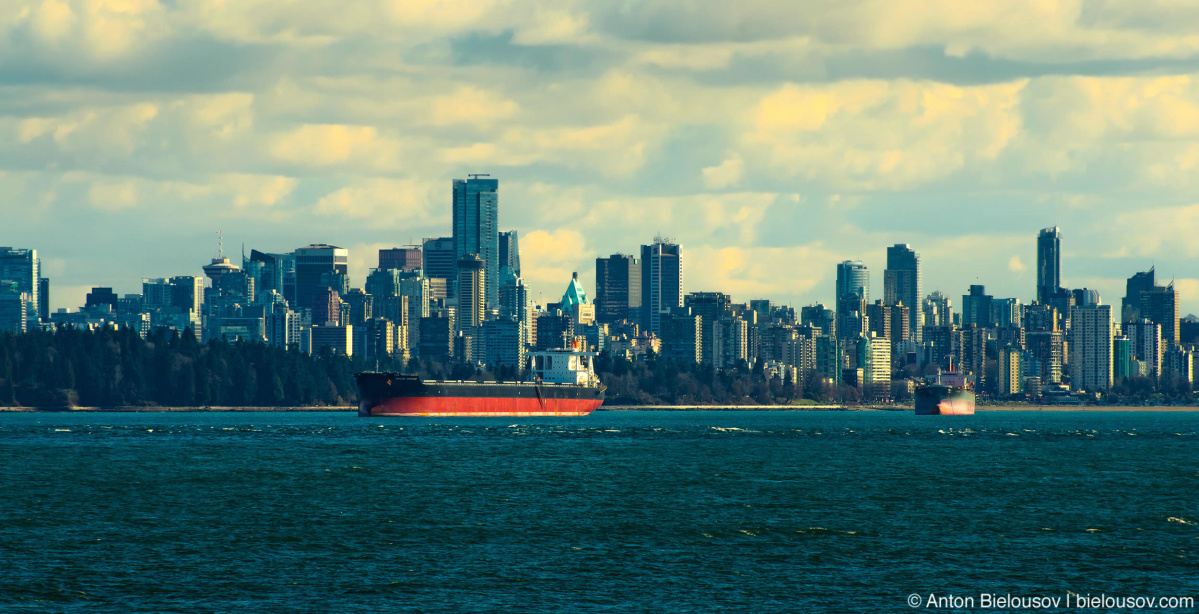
[1,410,1197,613]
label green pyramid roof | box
[561,273,588,312]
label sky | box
[6,0,1199,315]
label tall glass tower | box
[498,230,521,278]
[453,176,500,309]
[835,260,869,341]
[836,260,869,304]
[1037,227,1061,304]
[640,238,683,335]
[884,244,921,343]
[0,247,39,325]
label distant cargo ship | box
[915,370,975,415]
[356,348,604,417]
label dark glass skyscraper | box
[884,244,921,343]
[498,230,521,278]
[641,239,683,335]
[294,244,349,313]
[453,176,499,309]
[836,260,869,304]
[0,247,39,324]
[1037,227,1061,304]
[422,237,456,298]
[835,260,869,341]
[595,254,641,325]
[1121,268,1155,322]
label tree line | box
[0,327,386,408]
[0,327,855,408]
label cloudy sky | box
[7,0,1199,315]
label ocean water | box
[1,410,1197,613]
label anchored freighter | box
[915,369,976,415]
[356,348,604,417]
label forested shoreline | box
[0,327,823,408]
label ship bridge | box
[527,348,600,387]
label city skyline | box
[14,213,1199,320]
[6,2,1199,313]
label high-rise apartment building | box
[640,238,683,335]
[294,244,349,313]
[456,255,486,332]
[922,291,953,327]
[499,270,532,346]
[997,347,1025,397]
[884,244,921,343]
[1037,227,1061,304]
[0,248,39,325]
[1025,328,1062,384]
[499,230,521,278]
[595,254,642,325]
[1068,304,1113,391]
[452,176,500,309]
[422,237,456,297]
[1125,319,1162,379]
[866,300,890,341]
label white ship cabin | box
[527,349,601,386]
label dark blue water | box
[1,410,1197,613]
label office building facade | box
[452,177,500,308]
[595,254,642,325]
[641,239,683,335]
[1037,227,1061,304]
[884,244,921,343]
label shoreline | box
[2,405,1198,413]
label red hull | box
[368,395,602,417]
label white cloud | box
[701,154,744,189]
[520,229,591,300]
[1008,255,1026,275]
[87,180,138,210]
[311,178,441,226]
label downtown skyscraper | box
[641,238,682,336]
[1037,227,1061,304]
[452,176,500,309]
[595,254,642,325]
[0,248,39,331]
[884,243,921,343]
[835,260,868,340]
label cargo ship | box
[915,369,975,415]
[356,348,604,417]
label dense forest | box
[0,327,380,408]
[0,327,835,408]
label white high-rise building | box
[1124,319,1162,380]
[1068,304,1113,392]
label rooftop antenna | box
[217,230,224,259]
[468,173,491,179]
